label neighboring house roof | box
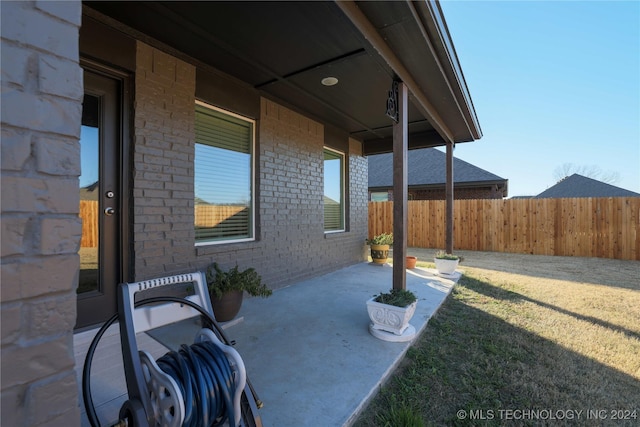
[323,196,340,205]
[79,181,99,201]
[535,174,640,198]
[368,148,507,190]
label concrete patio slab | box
[212,262,458,426]
[76,261,459,427]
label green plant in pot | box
[205,262,272,322]
[434,250,463,276]
[366,233,393,264]
[367,288,418,336]
[372,288,417,307]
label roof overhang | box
[84,0,481,154]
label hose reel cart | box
[82,272,263,427]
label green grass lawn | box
[354,263,640,427]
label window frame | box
[194,100,256,246]
[323,146,346,233]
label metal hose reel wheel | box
[139,351,184,427]
[82,296,262,427]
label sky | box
[80,126,98,187]
[438,0,640,197]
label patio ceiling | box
[85,0,481,154]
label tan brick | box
[0,384,27,427]
[35,0,81,26]
[0,127,31,172]
[0,216,30,257]
[0,255,78,302]
[26,295,76,339]
[262,97,279,119]
[34,135,80,176]
[1,337,74,388]
[38,55,83,101]
[175,59,195,87]
[1,89,81,138]
[151,48,177,81]
[1,3,82,424]
[27,371,80,426]
[40,217,82,255]
[2,176,41,213]
[0,42,36,89]
[1,176,79,214]
[1,303,22,345]
[0,2,79,60]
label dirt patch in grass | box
[356,249,640,427]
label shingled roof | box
[535,174,640,198]
[368,148,506,188]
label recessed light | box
[321,77,339,86]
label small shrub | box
[434,250,463,262]
[367,233,394,246]
[205,262,272,299]
[374,288,417,307]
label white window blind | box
[194,103,254,243]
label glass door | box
[76,69,122,329]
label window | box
[324,148,345,232]
[371,192,389,202]
[194,101,254,244]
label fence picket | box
[368,197,640,261]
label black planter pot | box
[210,290,243,322]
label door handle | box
[104,207,115,216]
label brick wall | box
[1,1,83,426]
[195,98,368,288]
[349,138,370,259]
[257,98,368,284]
[131,43,368,290]
[132,42,196,279]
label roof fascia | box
[336,0,482,143]
[412,0,482,140]
[336,0,455,143]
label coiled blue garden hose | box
[156,341,237,427]
[82,296,246,427]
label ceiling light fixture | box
[321,77,339,86]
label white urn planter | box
[434,257,459,275]
[367,298,417,336]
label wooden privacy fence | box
[194,205,247,228]
[79,202,247,248]
[369,198,640,261]
[80,200,98,248]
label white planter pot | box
[434,258,459,275]
[366,298,417,336]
